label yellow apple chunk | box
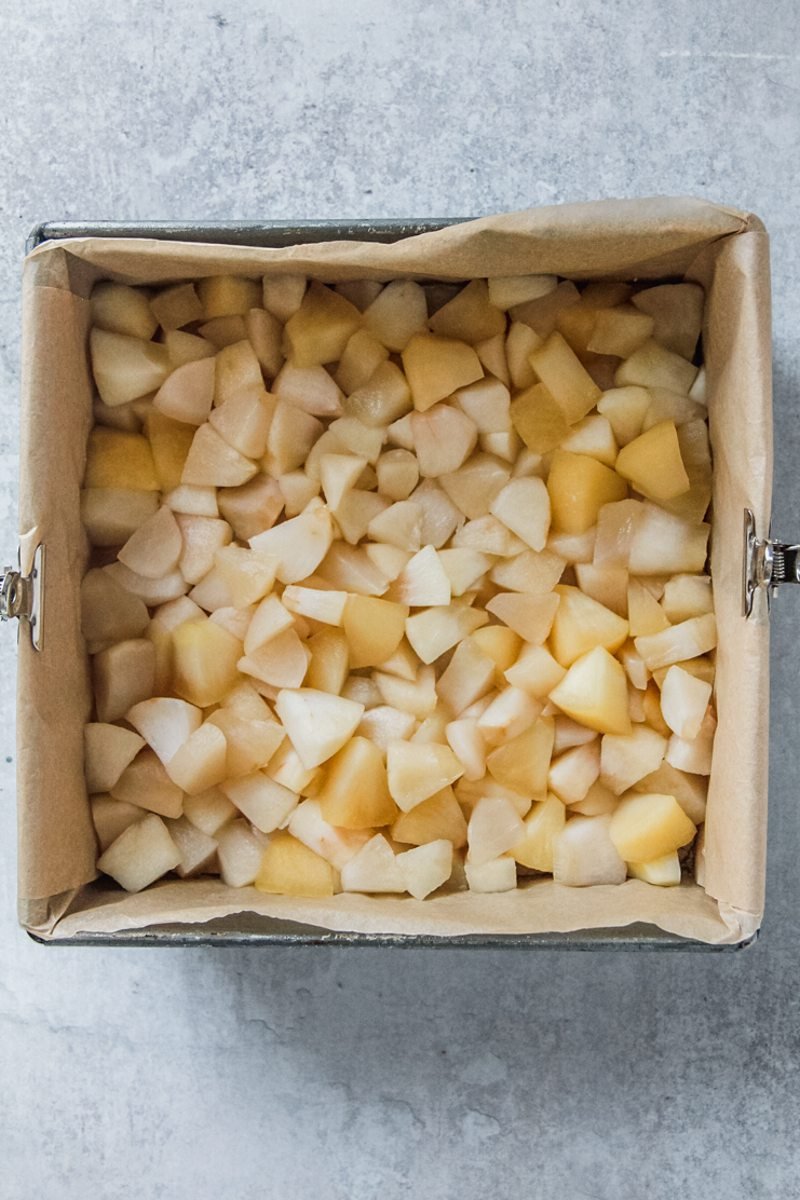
[550,585,629,667]
[172,618,242,707]
[529,331,601,424]
[402,333,483,412]
[549,646,631,735]
[486,716,554,798]
[615,420,690,501]
[609,792,696,861]
[511,794,566,871]
[255,832,335,897]
[547,450,627,535]
[84,428,159,491]
[510,383,570,453]
[316,736,398,828]
[627,852,681,886]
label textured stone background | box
[1,2,799,1197]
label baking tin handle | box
[743,509,800,618]
[0,543,44,650]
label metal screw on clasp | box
[0,545,44,649]
[744,509,800,618]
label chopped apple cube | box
[632,282,704,359]
[478,686,542,746]
[486,716,554,798]
[486,592,559,644]
[615,420,690,502]
[406,603,487,664]
[126,696,202,765]
[487,476,551,552]
[249,501,334,584]
[316,736,398,828]
[390,546,451,607]
[509,382,570,453]
[244,308,285,379]
[304,627,348,696]
[568,779,618,816]
[216,819,267,887]
[634,761,707,825]
[344,360,412,428]
[111,748,183,818]
[596,386,651,446]
[435,548,490,597]
[505,643,566,697]
[439,455,510,524]
[183,787,237,836]
[84,428,159,491]
[181,423,257,488]
[512,794,566,871]
[467,795,526,866]
[413,480,465,548]
[434,638,495,715]
[428,279,506,343]
[402,333,483,412]
[90,329,170,407]
[587,305,654,357]
[164,484,219,517]
[273,360,343,418]
[335,329,390,393]
[256,831,336,896]
[172,618,241,707]
[390,786,466,848]
[634,613,716,671]
[150,282,203,332]
[165,722,228,795]
[239,626,309,688]
[548,450,627,536]
[288,799,371,869]
[91,795,144,853]
[548,741,600,804]
[397,840,453,899]
[549,646,631,736]
[115,505,181,580]
[375,449,419,501]
[552,814,626,886]
[465,856,518,892]
[283,282,361,367]
[529,331,601,424]
[92,281,158,340]
[164,815,217,878]
[453,515,525,557]
[615,339,698,394]
[81,568,149,647]
[275,688,364,769]
[93,639,156,723]
[386,741,463,812]
[410,405,478,478]
[628,503,710,575]
[97,813,181,892]
[209,388,273,461]
[627,852,681,886]
[165,329,216,366]
[262,400,323,476]
[362,280,428,351]
[661,575,714,623]
[609,792,696,861]
[505,322,541,389]
[207,710,284,778]
[340,833,405,893]
[454,377,511,435]
[262,273,307,322]
[153,360,215,431]
[198,315,247,348]
[442,717,485,780]
[198,275,261,319]
[550,585,628,668]
[511,279,581,335]
[600,725,667,795]
[489,274,557,310]
[84,723,146,793]
[665,707,716,775]
[659,665,712,740]
[80,488,159,548]
[222,771,298,833]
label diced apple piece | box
[198,275,261,319]
[337,594,408,669]
[222,772,298,833]
[111,748,183,818]
[413,480,464,548]
[486,592,558,645]
[452,515,524,557]
[374,668,435,720]
[97,813,180,892]
[465,856,517,892]
[275,688,364,769]
[453,378,511,436]
[173,515,230,584]
[150,282,203,331]
[339,833,404,893]
[509,382,569,454]
[609,792,696,861]
[287,799,370,869]
[486,716,554,799]
[659,665,712,740]
[343,360,411,428]
[103,561,187,608]
[164,484,219,517]
[215,476,282,542]
[553,717,600,755]
[164,815,217,878]
[92,281,158,340]
[80,488,159,548]
[634,761,707,825]
[244,307,283,378]
[587,305,654,357]
[213,545,277,609]
[481,429,522,463]
[93,639,155,723]
[641,388,705,432]
[552,814,626,886]
[442,717,484,780]
[435,548,490,597]
[395,839,453,899]
[214,819,266,887]
[405,603,487,664]
[402,333,483,412]
[596,386,651,446]
[487,476,551,552]
[593,499,643,568]
[439,453,510,521]
[434,638,494,715]
[273,359,342,418]
[615,420,690,502]
[262,400,323,477]
[528,331,601,424]
[615,339,697,394]
[183,787,237,836]
[389,546,451,607]
[198,316,247,348]
[386,741,463,812]
[209,388,273,461]
[165,329,216,366]
[315,736,398,829]
[505,643,566,697]
[265,739,320,794]
[489,274,557,311]
[390,785,466,848]
[549,646,631,736]
[410,405,478,478]
[91,795,143,853]
[574,564,628,617]
[276,471,320,518]
[470,625,522,680]
[511,279,581,334]
[84,428,159,491]
[478,686,542,746]
[115,505,181,580]
[627,503,709,576]
[302,627,348,695]
[317,453,365,512]
[317,543,389,596]
[249,500,333,584]
[90,329,169,407]
[81,569,149,647]
[373,449,418,502]
[153,357,215,426]
[569,779,618,816]
[239,626,308,688]
[661,575,713,623]
[181,423,257,487]
[283,282,361,366]
[467,796,525,867]
[126,696,202,765]
[550,585,628,668]
[560,416,617,468]
[665,707,716,775]
[548,741,601,804]
[208,710,284,778]
[84,723,145,793]
[172,618,240,706]
[334,329,390,393]
[632,283,704,359]
[600,725,667,795]
[428,279,506,343]
[262,273,306,322]
[627,851,681,886]
[356,706,414,755]
[143,411,193,492]
[356,279,427,351]
[548,450,627,536]
[512,793,566,871]
[547,527,597,564]
[165,723,227,795]
[634,613,716,671]
[255,831,335,896]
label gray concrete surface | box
[1,2,799,1196]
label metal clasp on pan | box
[744,509,800,618]
[0,543,44,649]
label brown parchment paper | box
[17,197,771,944]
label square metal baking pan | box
[22,218,755,951]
